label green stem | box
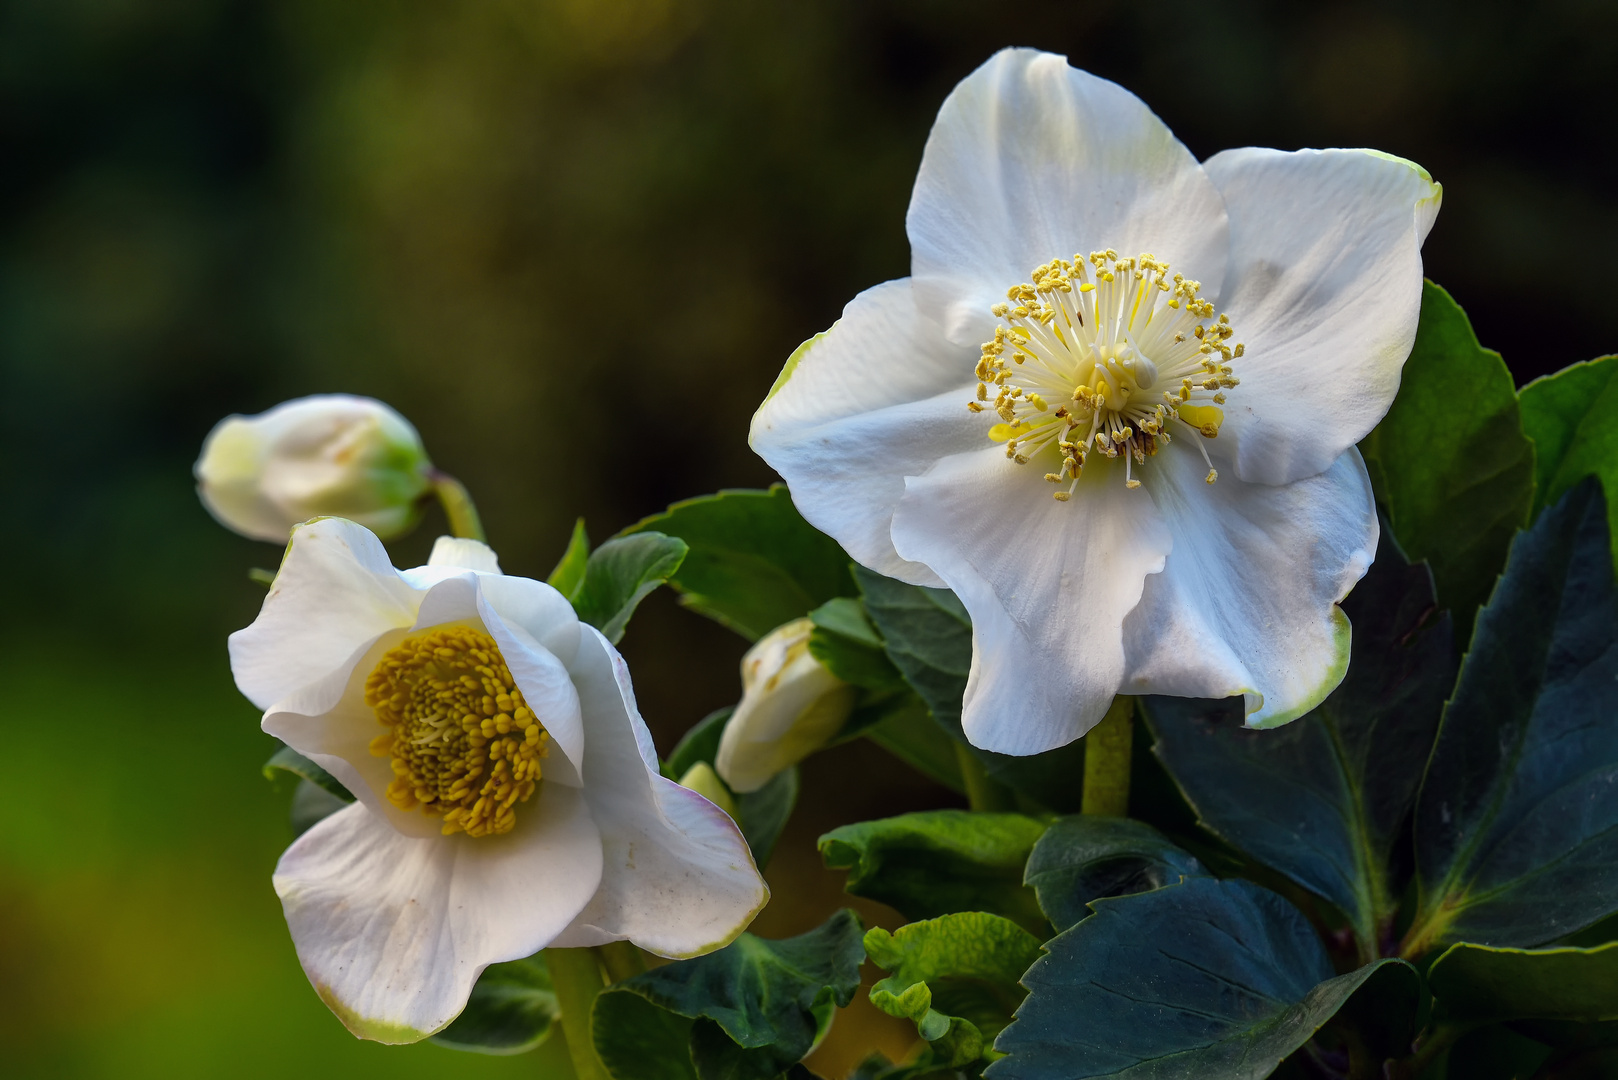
[545,947,611,1080]
[428,469,485,542]
[596,940,647,983]
[1082,696,1135,816]
[955,743,1015,811]
[1386,1022,1473,1080]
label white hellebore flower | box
[751,49,1441,756]
[715,618,857,793]
[197,394,432,542]
[230,518,767,1042]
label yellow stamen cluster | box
[366,625,549,837]
[970,250,1241,499]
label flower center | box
[968,250,1241,500]
[365,625,550,837]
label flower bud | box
[716,618,857,793]
[677,761,738,818]
[195,395,432,542]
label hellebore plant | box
[204,45,1618,1080]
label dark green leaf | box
[990,877,1416,1080]
[1520,355,1618,572]
[594,988,698,1080]
[1408,480,1618,953]
[595,910,865,1080]
[662,706,798,869]
[1360,280,1535,641]
[571,531,688,644]
[808,598,908,693]
[863,694,966,793]
[819,811,1048,935]
[547,517,591,599]
[734,769,798,871]
[1144,530,1454,957]
[1428,943,1618,1025]
[264,742,353,802]
[1440,1024,1554,1080]
[1023,816,1205,932]
[430,953,559,1055]
[854,567,1087,812]
[289,778,348,837]
[865,912,1043,1067]
[624,487,856,641]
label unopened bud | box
[715,618,856,794]
[195,395,432,542]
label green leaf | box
[862,694,965,794]
[663,707,798,869]
[1022,816,1205,932]
[289,778,348,837]
[264,742,353,802]
[1428,942,1618,1026]
[853,567,1087,812]
[624,487,857,641]
[865,912,1043,1068]
[1360,279,1535,640]
[571,531,688,644]
[1408,479,1618,954]
[430,952,559,1055]
[1520,354,1618,569]
[593,989,697,1080]
[807,597,908,693]
[594,910,865,1080]
[819,811,1048,935]
[547,517,591,599]
[991,877,1420,1080]
[1143,529,1455,958]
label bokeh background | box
[4,1,1615,1076]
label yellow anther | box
[366,626,549,838]
[1126,479,1142,490]
[1206,469,1218,484]
[967,401,985,413]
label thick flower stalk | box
[230,518,767,1042]
[196,394,433,542]
[751,48,1441,755]
[715,618,857,793]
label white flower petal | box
[1205,148,1442,485]
[427,536,501,573]
[478,586,586,788]
[751,278,984,587]
[890,450,1173,755]
[906,48,1227,346]
[273,786,603,1043]
[1122,446,1377,727]
[553,628,767,956]
[230,518,419,711]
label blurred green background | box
[3,1,1614,1076]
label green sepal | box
[429,952,559,1055]
[288,779,349,837]
[264,742,354,802]
[1143,528,1454,959]
[592,910,865,1080]
[864,912,1043,1068]
[622,486,857,642]
[1360,279,1535,641]
[819,811,1049,935]
[571,531,688,644]
[1408,479,1618,954]
[991,877,1420,1080]
[664,707,798,869]
[547,517,591,599]
[853,567,1086,812]
[1022,816,1205,932]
